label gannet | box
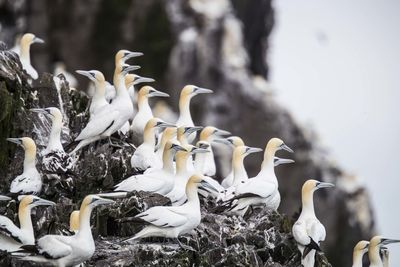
[18,33,44,80]
[114,141,186,195]
[130,118,175,171]
[176,126,203,172]
[214,136,245,188]
[154,127,177,163]
[76,70,109,118]
[292,179,335,267]
[15,195,114,266]
[69,210,80,233]
[0,195,55,252]
[70,61,140,153]
[130,86,170,143]
[125,73,155,106]
[196,126,230,176]
[166,145,209,206]
[368,236,400,267]
[222,138,293,215]
[218,145,262,202]
[124,174,217,242]
[7,137,42,195]
[176,85,213,143]
[30,107,73,174]
[54,62,78,88]
[352,240,369,267]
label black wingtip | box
[302,237,321,259]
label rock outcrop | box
[0,0,375,266]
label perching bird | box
[352,240,369,267]
[213,136,245,188]
[76,70,109,117]
[368,236,400,267]
[15,195,114,267]
[176,85,213,143]
[30,107,73,174]
[221,138,293,215]
[130,118,175,171]
[70,58,140,153]
[125,73,155,107]
[292,179,335,267]
[114,141,186,195]
[154,127,177,164]
[124,174,217,243]
[196,126,230,176]
[0,195,55,252]
[130,86,170,144]
[17,33,44,80]
[166,145,209,205]
[7,137,42,195]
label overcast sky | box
[270,0,400,264]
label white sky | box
[270,0,400,265]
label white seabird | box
[292,179,335,267]
[125,73,155,107]
[130,118,175,171]
[176,85,213,143]
[124,174,217,243]
[352,240,369,267]
[114,141,186,195]
[154,127,177,164]
[70,51,141,153]
[130,86,170,143]
[15,195,114,267]
[368,236,400,267]
[30,107,73,174]
[76,70,109,118]
[0,195,55,252]
[195,126,230,176]
[7,137,42,195]
[18,33,44,80]
[222,138,294,215]
[166,145,209,206]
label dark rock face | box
[0,0,375,266]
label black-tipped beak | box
[33,37,45,44]
[200,180,219,193]
[194,87,213,94]
[245,146,263,154]
[157,121,175,128]
[6,138,22,145]
[381,238,400,245]
[316,182,335,189]
[122,65,141,74]
[281,143,294,153]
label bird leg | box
[176,238,196,252]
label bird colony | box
[0,33,396,267]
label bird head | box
[115,50,143,64]
[81,194,115,209]
[180,85,213,99]
[213,136,244,147]
[302,179,335,195]
[353,240,369,254]
[21,33,45,47]
[187,174,219,193]
[18,195,56,209]
[30,107,62,122]
[200,126,230,141]
[266,137,293,153]
[76,70,105,83]
[7,137,36,152]
[146,118,175,130]
[139,86,169,98]
[370,236,400,248]
[196,141,211,152]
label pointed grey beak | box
[200,179,219,193]
[124,51,144,60]
[171,143,187,152]
[213,138,232,146]
[274,157,295,166]
[157,121,176,128]
[186,126,203,135]
[133,76,155,86]
[381,238,400,245]
[76,70,96,81]
[281,143,294,153]
[0,195,11,201]
[195,87,213,94]
[6,138,22,145]
[245,146,263,154]
[96,197,116,206]
[33,37,45,44]
[30,108,48,114]
[149,90,169,98]
[316,182,335,189]
[192,147,209,154]
[36,198,56,207]
[215,129,231,136]
[122,65,141,74]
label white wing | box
[136,206,188,227]
[130,145,160,170]
[10,172,42,194]
[114,174,166,193]
[36,235,73,259]
[234,178,277,199]
[308,219,326,243]
[75,109,119,140]
[292,220,310,246]
[0,216,26,244]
